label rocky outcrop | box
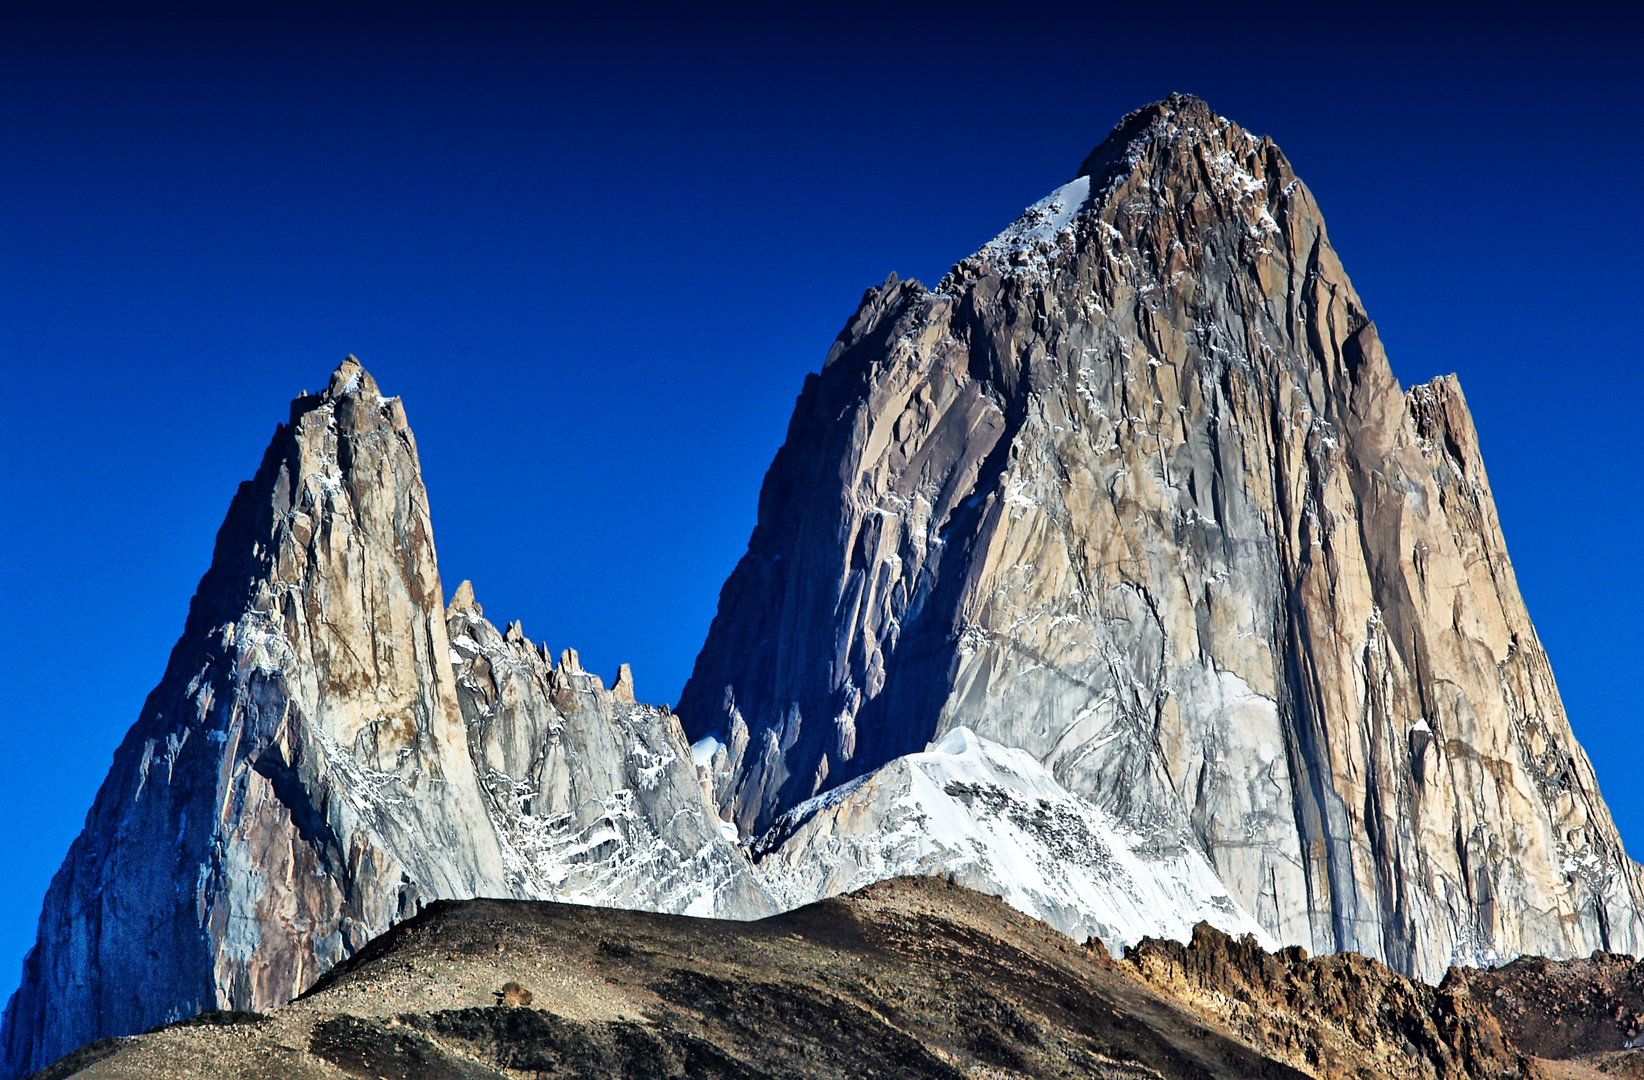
[1453,949,1644,1061]
[0,360,767,1078]
[680,94,1644,980]
[1121,922,1534,1080]
[446,590,773,919]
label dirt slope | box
[30,877,1638,1079]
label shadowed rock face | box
[0,360,766,1078]
[678,94,1644,980]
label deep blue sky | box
[2,3,1640,999]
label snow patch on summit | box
[750,727,1273,952]
[972,175,1091,282]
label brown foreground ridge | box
[25,877,1644,1079]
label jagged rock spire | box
[1,356,772,1078]
[0,358,507,1075]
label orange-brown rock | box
[1122,921,1537,1079]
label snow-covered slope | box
[749,728,1272,952]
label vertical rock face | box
[0,359,767,1078]
[0,358,508,1075]
[680,95,1644,981]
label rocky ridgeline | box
[1120,924,1527,1079]
[36,878,1644,1079]
[680,93,1644,980]
[444,584,771,919]
[1121,923,1644,1077]
[1454,950,1644,1063]
[3,879,1568,1080]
